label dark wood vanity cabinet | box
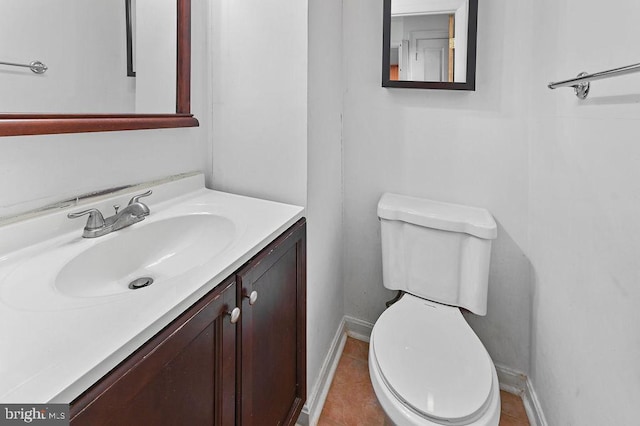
[69,219,306,426]
[237,220,306,426]
[69,278,237,425]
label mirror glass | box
[383,0,477,90]
[0,0,177,114]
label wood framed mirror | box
[382,0,478,90]
[0,0,198,137]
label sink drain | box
[128,277,154,290]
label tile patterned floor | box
[318,337,530,426]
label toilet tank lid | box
[377,193,497,239]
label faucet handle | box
[128,190,152,206]
[67,209,105,230]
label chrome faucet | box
[68,190,152,238]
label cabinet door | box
[70,279,237,426]
[238,220,306,426]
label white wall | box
[209,0,308,207]
[391,0,465,16]
[0,0,135,113]
[0,0,212,218]
[342,0,533,374]
[0,0,179,115]
[307,0,344,405]
[135,0,177,113]
[529,0,640,423]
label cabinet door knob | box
[244,290,258,306]
[226,307,241,324]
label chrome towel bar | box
[548,62,640,99]
[0,60,48,74]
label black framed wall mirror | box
[0,0,197,137]
[382,0,478,90]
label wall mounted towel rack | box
[548,62,640,99]
[0,60,48,74]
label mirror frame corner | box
[0,0,198,137]
[382,0,478,91]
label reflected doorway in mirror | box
[382,0,478,90]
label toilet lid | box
[371,295,494,423]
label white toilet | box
[369,193,501,426]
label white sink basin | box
[55,214,235,298]
[0,211,237,311]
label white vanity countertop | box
[0,174,304,403]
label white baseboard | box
[297,319,347,426]
[344,315,374,342]
[495,363,527,395]
[523,377,548,426]
[299,315,547,426]
[494,363,547,426]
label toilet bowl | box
[368,295,500,426]
[372,193,500,425]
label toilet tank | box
[378,193,497,315]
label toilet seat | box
[369,295,500,425]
